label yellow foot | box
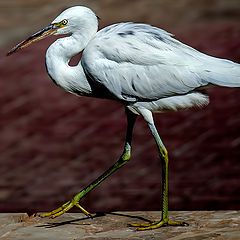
[41,199,93,219]
[129,219,188,231]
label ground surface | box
[0,211,240,239]
[0,0,240,214]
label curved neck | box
[45,26,97,96]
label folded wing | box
[82,22,240,102]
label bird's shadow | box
[36,212,152,228]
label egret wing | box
[82,23,213,101]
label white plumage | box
[44,6,240,115]
[8,6,240,229]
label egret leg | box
[41,109,137,219]
[129,110,188,230]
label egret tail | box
[204,57,240,87]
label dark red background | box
[0,1,239,215]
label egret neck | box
[45,24,98,96]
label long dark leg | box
[41,108,137,218]
[129,108,187,230]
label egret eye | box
[61,19,68,25]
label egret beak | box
[7,24,58,56]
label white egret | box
[7,6,240,230]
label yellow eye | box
[61,19,68,25]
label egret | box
[7,6,240,230]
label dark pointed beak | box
[7,24,58,56]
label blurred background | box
[0,0,240,215]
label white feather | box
[45,6,240,114]
[128,92,209,114]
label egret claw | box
[75,203,93,218]
[128,221,158,227]
[41,199,92,219]
[129,219,188,231]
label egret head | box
[51,6,98,35]
[7,6,98,56]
